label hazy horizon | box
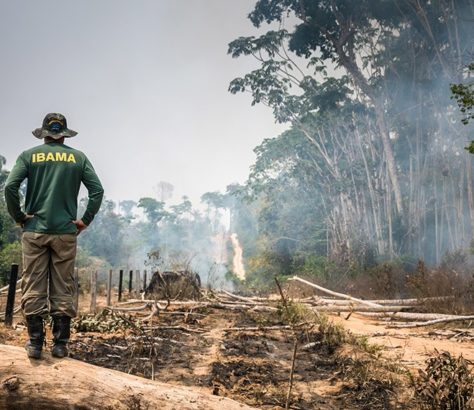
[0,1,288,208]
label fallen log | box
[215,298,266,307]
[388,315,474,328]
[316,296,454,306]
[117,299,199,306]
[288,276,382,308]
[359,312,459,321]
[312,305,414,313]
[0,344,255,410]
[114,300,412,315]
[142,325,205,333]
[368,296,455,305]
[109,304,150,312]
[220,290,263,304]
[206,302,277,312]
[223,325,293,332]
[107,301,277,315]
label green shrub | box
[0,242,22,281]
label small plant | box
[416,350,474,409]
[276,299,316,326]
[72,309,132,333]
[316,313,349,349]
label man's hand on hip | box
[72,219,88,235]
[20,214,34,228]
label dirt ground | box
[332,313,474,367]
[1,292,474,409]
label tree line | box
[208,0,474,288]
[0,170,231,287]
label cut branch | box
[359,312,459,321]
[223,325,293,332]
[312,305,414,313]
[388,315,474,328]
[288,276,382,308]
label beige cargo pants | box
[21,232,77,318]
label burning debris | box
[230,233,246,281]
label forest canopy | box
[225,0,474,285]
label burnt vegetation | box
[65,302,415,409]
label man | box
[4,113,104,359]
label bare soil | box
[332,313,474,368]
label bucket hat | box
[32,113,78,140]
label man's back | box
[4,112,103,360]
[5,141,103,234]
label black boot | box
[25,315,44,359]
[51,315,71,358]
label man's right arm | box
[4,153,28,223]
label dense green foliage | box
[224,0,474,286]
[451,63,474,127]
[0,156,21,284]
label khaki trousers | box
[21,232,77,318]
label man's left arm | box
[4,153,28,223]
[73,157,104,234]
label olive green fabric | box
[4,142,104,233]
[21,232,77,318]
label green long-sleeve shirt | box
[4,142,104,234]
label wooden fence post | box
[128,270,133,295]
[143,270,147,292]
[106,269,113,306]
[5,264,19,327]
[90,270,97,314]
[135,270,141,293]
[118,269,123,302]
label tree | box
[451,63,474,129]
[0,155,20,248]
[138,197,168,225]
[169,196,193,219]
[78,199,127,267]
[154,181,174,202]
[229,0,474,266]
[118,200,136,221]
[229,0,408,213]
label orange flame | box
[230,233,246,281]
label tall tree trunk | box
[355,126,384,254]
[330,17,404,217]
[465,156,474,239]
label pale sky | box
[0,1,287,207]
